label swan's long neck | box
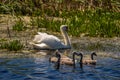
[60,28,71,48]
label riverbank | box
[0,36,120,59]
[0,14,120,59]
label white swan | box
[31,25,71,50]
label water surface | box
[0,54,120,80]
[0,37,120,80]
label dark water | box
[0,54,120,80]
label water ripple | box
[0,56,120,80]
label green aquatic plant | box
[1,0,120,37]
[29,9,120,37]
[12,18,26,31]
[65,10,120,37]
[0,40,24,51]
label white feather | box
[31,25,71,50]
[33,32,64,49]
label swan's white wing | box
[33,32,49,43]
[33,35,42,43]
[33,32,65,49]
[40,34,65,49]
[44,35,64,48]
[37,32,47,35]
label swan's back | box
[33,32,48,42]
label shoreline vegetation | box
[0,0,120,57]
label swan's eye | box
[61,25,68,31]
[65,26,68,31]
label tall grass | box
[0,0,120,37]
[30,16,66,32]
[68,10,120,37]
[30,10,120,37]
[0,0,120,16]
